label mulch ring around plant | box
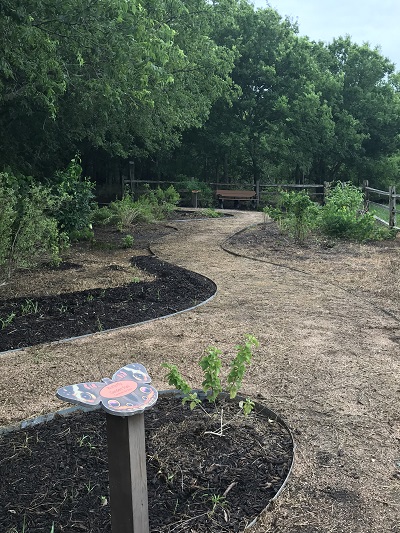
[0,256,216,353]
[0,395,293,533]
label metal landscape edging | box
[0,273,217,357]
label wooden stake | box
[106,413,150,533]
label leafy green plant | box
[269,190,320,242]
[227,335,259,398]
[208,493,228,517]
[0,175,66,281]
[68,227,94,242]
[163,335,259,413]
[318,182,392,241]
[199,346,223,401]
[239,398,255,416]
[177,176,214,207]
[0,312,16,329]
[21,299,39,315]
[51,156,95,237]
[106,185,180,230]
[77,435,96,450]
[200,208,222,218]
[121,234,134,248]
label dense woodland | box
[2,0,400,196]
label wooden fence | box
[363,180,399,229]
[122,175,399,228]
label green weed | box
[0,312,16,329]
[21,299,39,315]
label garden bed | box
[0,395,293,533]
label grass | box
[370,203,390,223]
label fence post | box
[256,180,260,207]
[323,181,330,204]
[389,186,396,228]
[363,180,369,212]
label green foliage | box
[21,299,39,315]
[121,234,134,248]
[68,228,94,242]
[265,190,319,242]
[178,176,215,207]
[0,312,16,330]
[0,0,236,176]
[318,183,378,241]
[200,208,222,218]
[279,190,320,242]
[239,398,255,416]
[51,157,95,237]
[163,335,259,413]
[162,363,192,396]
[144,185,180,218]
[106,186,180,230]
[0,173,66,281]
[199,347,223,402]
[226,334,259,399]
[162,363,202,410]
[108,193,152,229]
[266,184,395,242]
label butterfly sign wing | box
[101,363,158,416]
[56,381,105,409]
[56,363,158,416]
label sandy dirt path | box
[1,211,399,532]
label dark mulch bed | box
[0,395,293,533]
[0,256,216,352]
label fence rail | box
[121,176,399,228]
[363,181,398,228]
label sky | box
[252,0,400,69]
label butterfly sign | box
[56,363,158,416]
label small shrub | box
[0,173,66,281]
[106,186,180,230]
[91,205,114,225]
[318,182,384,241]
[51,156,95,236]
[163,335,259,413]
[177,176,214,207]
[68,228,94,242]
[200,208,222,218]
[264,190,319,242]
[121,234,134,248]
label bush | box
[121,234,134,248]
[51,157,95,236]
[264,189,319,242]
[177,176,214,207]
[0,173,66,281]
[318,183,378,241]
[101,185,180,230]
[144,185,180,218]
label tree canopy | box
[1,0,399,189]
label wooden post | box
[191,190,200,208]
[389,185,396,228]
[256,180,260,207]
[56,363,157,533]
[323,181,330,205]
[363,180,369,212]
[106,413,150,533]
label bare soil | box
[1,210,400,533]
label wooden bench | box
[216,189,257,209]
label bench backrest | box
[216,190,256,199]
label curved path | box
[1,211,399,532]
